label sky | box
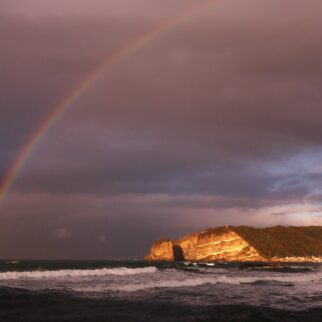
[1,0,322,259]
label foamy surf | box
[104,271,322,293]
[0,261,321,311]
[0,266,157,280]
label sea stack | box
[145,226,322,262]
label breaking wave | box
[106,271,322,292]
[0,261,321,311]
[0,267,157,280]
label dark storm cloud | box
[1,0,322,258]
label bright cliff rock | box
[144,238,174,261]
[193,229,263,261]
[145,226,322,262]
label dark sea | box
[0,260,321,321]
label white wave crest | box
[0,266,157,280]
[106,271,322,292]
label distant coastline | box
[145,226,322,262]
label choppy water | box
[0,260,321,311]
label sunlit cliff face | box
[1,0,322,259]
[145,228,263,262]
[194,231,262,261]
[146,226,322,262]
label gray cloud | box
[1,0,322,259]
[54,227,73,240]
[97,232,107,243]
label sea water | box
[0,260,321,312]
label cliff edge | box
[145,226,322,262]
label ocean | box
[0,260,321,321]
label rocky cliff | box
[145,226,322,262]
[145,238,174,261]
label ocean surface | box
[0,260,322,321]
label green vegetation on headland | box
[232,226,322,258]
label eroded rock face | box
[145,227,263,261]
[145,226,322,262]
[144,239,174,261]
[175,233,199,261]
[195,229,263,261]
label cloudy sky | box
[1,0,322,259]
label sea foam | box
[0,266,157,280]
[105,270,322,292]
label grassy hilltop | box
[232,226,322,258]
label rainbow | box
[0,0,215,207]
